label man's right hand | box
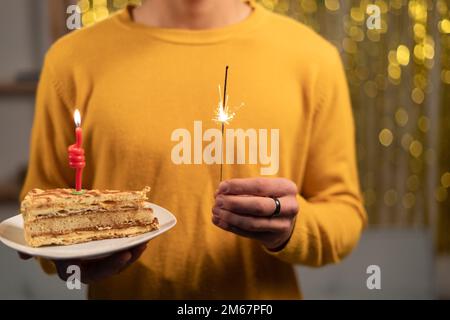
[18,242,147,284]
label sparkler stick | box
[220,66,229,182]
[213,66,243,184]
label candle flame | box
[74,109,81,127]
[213,85,243,125]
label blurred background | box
[0,0,448,299]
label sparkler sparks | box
[214,85,236,125]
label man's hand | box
[18,242,147,284]
[212,178,299,251]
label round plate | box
[0,202,176,260]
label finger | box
[216,195,298,217]
[212,215,268,241]
[123,243,148,268]
[54,259,81,282]
[212,206,291,233]
[218,178,297,197]
[18,252,32,260]
[216,194,276,216]
[82,251,132,284]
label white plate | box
[0,202,176,260]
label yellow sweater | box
[21,2,366,299]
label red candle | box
[68,109,85,191]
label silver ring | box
[272,197,281,217]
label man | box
[20,0,366,299]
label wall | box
[0,0,86,300]
[0,0,50,183]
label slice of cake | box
[20,186,158,247]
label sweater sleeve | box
[266,47,367,266]
[20,54,73,201]
[19,53,75,274]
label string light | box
[257,0,449,250]
[77,0,141,27]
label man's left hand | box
[212,178,299,251]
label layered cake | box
[20,186,158,247]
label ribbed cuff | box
[262,194,313,263]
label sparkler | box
[213,66,243,182]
